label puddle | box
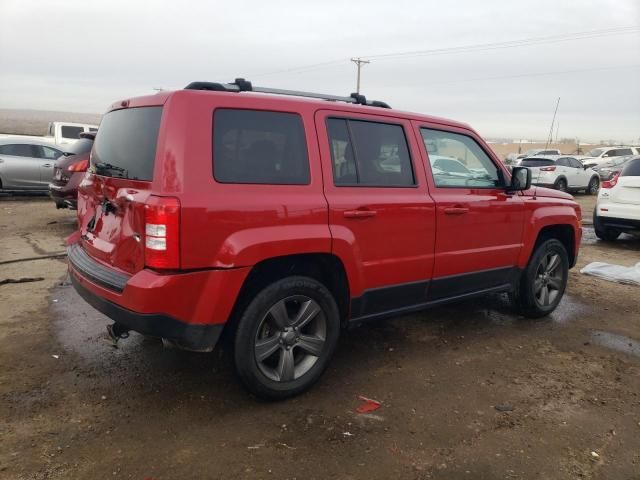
[591,330,640,358]
[582,227,640,249]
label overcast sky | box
[0,0,638,142]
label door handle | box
[42,163,52,168]
[344,209,377,219]
[443,206,469,215]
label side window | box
[556,158,570,167]
[61,126,84,139]
[326,118,415,187]
[213,109,309,185]
[569,158,583,169]
[619,148,632,156]
[42,146,62,159]
[0,144,34,157]
[89,127,98,132]
[420,129,502,188]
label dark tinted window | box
[213,109,309,185]
[89,127,98,132]
[520,158,556,167]
[327,118,414,187]
[556,158,570,166]
[61,126,84,139]
[66,137,94,155]
[41,146,63,159]
[539,150,559,155]
[618,148,633,156]
[621,158,640,177]
[569,158,583,168]
[91,107,162,180]
[0,144,36,157]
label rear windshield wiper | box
[94,162,128,178]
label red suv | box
[67,79,582,399]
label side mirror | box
[583,164,590,170]
[508,166,531,192]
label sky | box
[0,0,638,143]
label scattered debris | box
[247,443,265,450]
[580,262,640,286]
[51,355,59,359]
[276,442,296,450]
[342,431,354,437]
[0,277,44,286]
[356,395,382,414]
[495,404,514,412]
[591,451,600,458]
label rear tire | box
[554,178,567,192]
[593,208,621,241]
[513,238,569,318]
[233,276,340,400]
[586,176,599,195]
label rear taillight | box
[144,196,180,269]
[540,166,556,171]
[67,159,89,172]
[602,172,620,189]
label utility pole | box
[350,57,370,94]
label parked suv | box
[520,155,600,194]
[67,79,582,399]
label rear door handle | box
[443,206,469,215]
[42,163,52,168]
[344,209,377,219]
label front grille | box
[68,243,130,293]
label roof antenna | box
[533,97,561,200]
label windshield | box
[65,137,94,155]
[588,148,606,157]
[91,107,162,180]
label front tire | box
[513,238,569,318]
[233,276,340,400]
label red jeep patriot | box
[67,79,581,399]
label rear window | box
[213,109,309,185]
[66,137,94,155]
[61,126,84,139]
[621,158,640,177]
[520,158,555,167]
[91,107,162,181]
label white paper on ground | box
[580,262,640,286]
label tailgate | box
[77,106,163,274]
[611,177,640,205]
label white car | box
[516,148,561,160]
[582,146,639,168]
[520,156,600,194]
[594,157,640,240]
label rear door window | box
[213,109,309,185]
[0,144,35,157]
[326,118,415,187]
[91,107,162,181]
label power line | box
[249,25,639,79]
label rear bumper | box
[71,274,223,351]
[67,242,251,351]
[595,215,640,231]
[49,173,83,208]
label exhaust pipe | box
[106,323,129,347]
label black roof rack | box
[184,78,391,109]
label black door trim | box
[349,266,520,325]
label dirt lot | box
[1,194,639,480]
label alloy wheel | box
[533,252,563,307]
[254,296,326,382]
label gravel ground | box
[1,194,639,480]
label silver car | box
[0,137,65,191]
